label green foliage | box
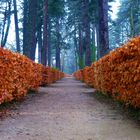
[52,67,59,71]
[78,57,85,69]
[91,44,96,62]
[110,0,140,47]
[49,0,65,18]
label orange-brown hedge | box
[74,36,140,108]
[0,47,65,104]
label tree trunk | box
[55,18,61,70]
[41,0,48,66]
[1,9,7,47]
[56,45,61,70]
[98,0,109,58]
[23,0,38,60]
[1,1,11,47]
[13,0,20,53]
[91,23,96,46]
[37,24,42,63]
[130,7,134,37]
[61,53,65,72]
[83,0,91,66]
[95,23,100,60]
[74,26,78,71]
[48,18,51,66]
[23,0,29,56]
[28,0,38,60]
[78,23,84,69]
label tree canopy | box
[0,0,139,74]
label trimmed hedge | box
[0,47,65,104]
[74,36,140,108]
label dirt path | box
[0,77,140,140]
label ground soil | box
[0,77,140,140]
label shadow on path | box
[0,77,140,140]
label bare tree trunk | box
[95,23,100,60]
[98,0,109,58]
[37,24,42,63]
[56,45,61,70]
[74,26,78,71]
[1,9,7,47]
[61,53,65,72]
[13,0,20,53]
[130,7,134,37]
[48,18,51,66]
[28,0,38,60]
[78,23,84,69]
[41,0,48,66]
[1,1,11,47]
[91,23,96,46]
[23,0,38,60]
[23,0,29,56]
[83,0,91,66]
[55,18,61,70]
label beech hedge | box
[74,36,140,108]
[0,47,64,104]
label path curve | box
[0,77,140,140]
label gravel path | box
[0,77,140,140]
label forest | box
[0,0,140,74]
[0,1,140,138]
